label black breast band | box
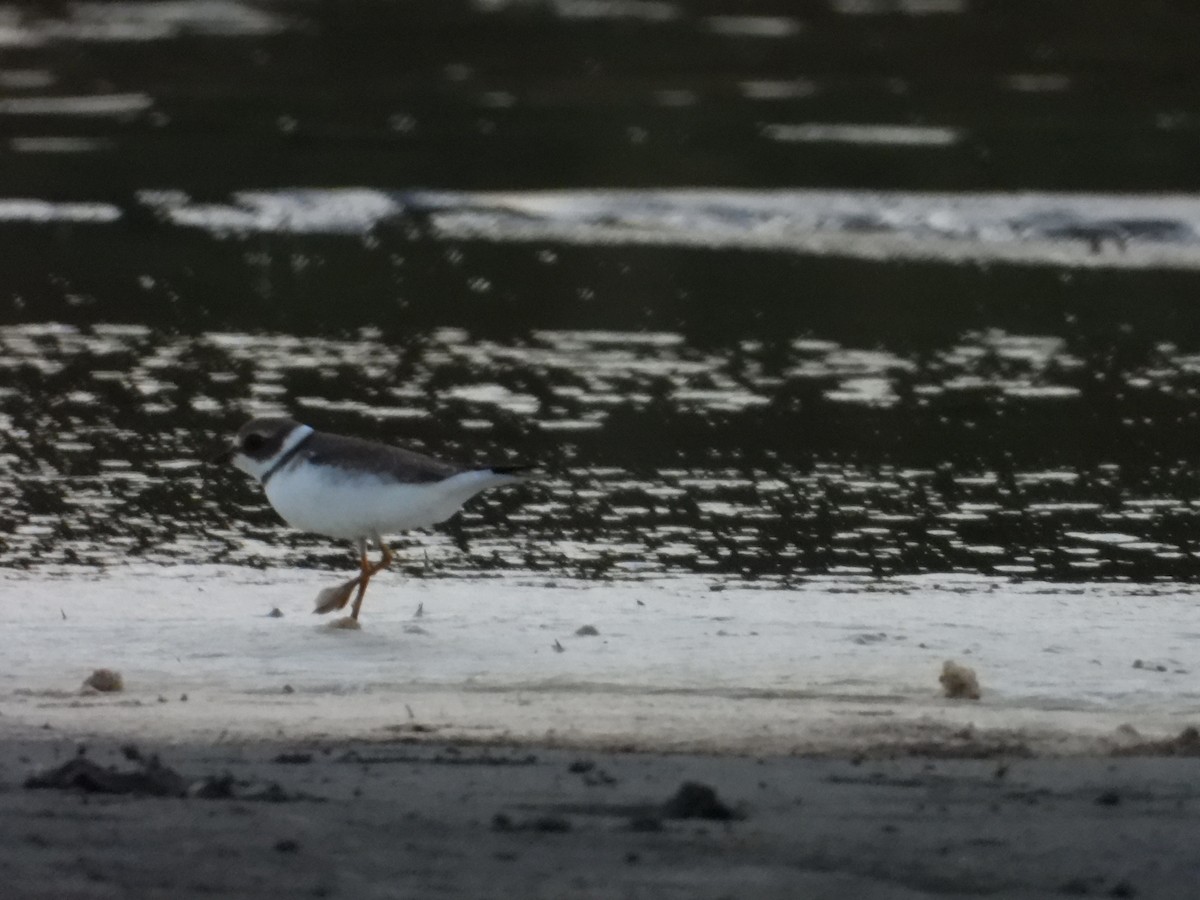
[261,430,315,486]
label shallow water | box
[6,314,1200,582]
[3,0,1198,195]
[3,1,1200,584]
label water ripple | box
[3,323,1200,583]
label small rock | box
[575,625,599,637]
[267,607,284,618]
[1095,790,1121,806]
[281,684,295,694]
[274,839,299,853]
[939,660,981,700]
[82,669,123,693]
[661,781,737,821]
[552,640,565,653]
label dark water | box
[4,0,1200,583]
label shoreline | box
[3,566,1198,757]
[3,568,1199,896]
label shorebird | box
[214,416,529,627]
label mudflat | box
[3,569,1199,896]
[3,735,1198,899]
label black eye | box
[241,433,265,453]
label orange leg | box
[348,542,393,621]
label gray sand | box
[3,736,1198,899]
[5,572,1199,896]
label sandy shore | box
[3,567,1199,754]
[3,567,1199,897]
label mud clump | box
[939,660,981,700]
[661,781,739,820]
[25,752,315,802]
[25,755,187,797]
[82,669,124,693]
[187,774,299,802]
[1111,726,1200,757]
[491,812,572,833]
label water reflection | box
[0,2,285,45]
[3,0,1200,587]
[3,322,1200,582]
[2,0,1197,198]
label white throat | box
[234,424,314,482]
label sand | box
[3,736,1199,899]
[2,567,1199,897]
[3,566,1199,752]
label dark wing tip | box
[488,464,538,476]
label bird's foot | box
[314,577,360,615]
[327,616,362,631]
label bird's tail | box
[487,464,537,478]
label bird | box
[213,416,530,627]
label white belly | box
[264,465,515,540]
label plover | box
[214,416,530,627]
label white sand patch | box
[1,567,1197,754]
